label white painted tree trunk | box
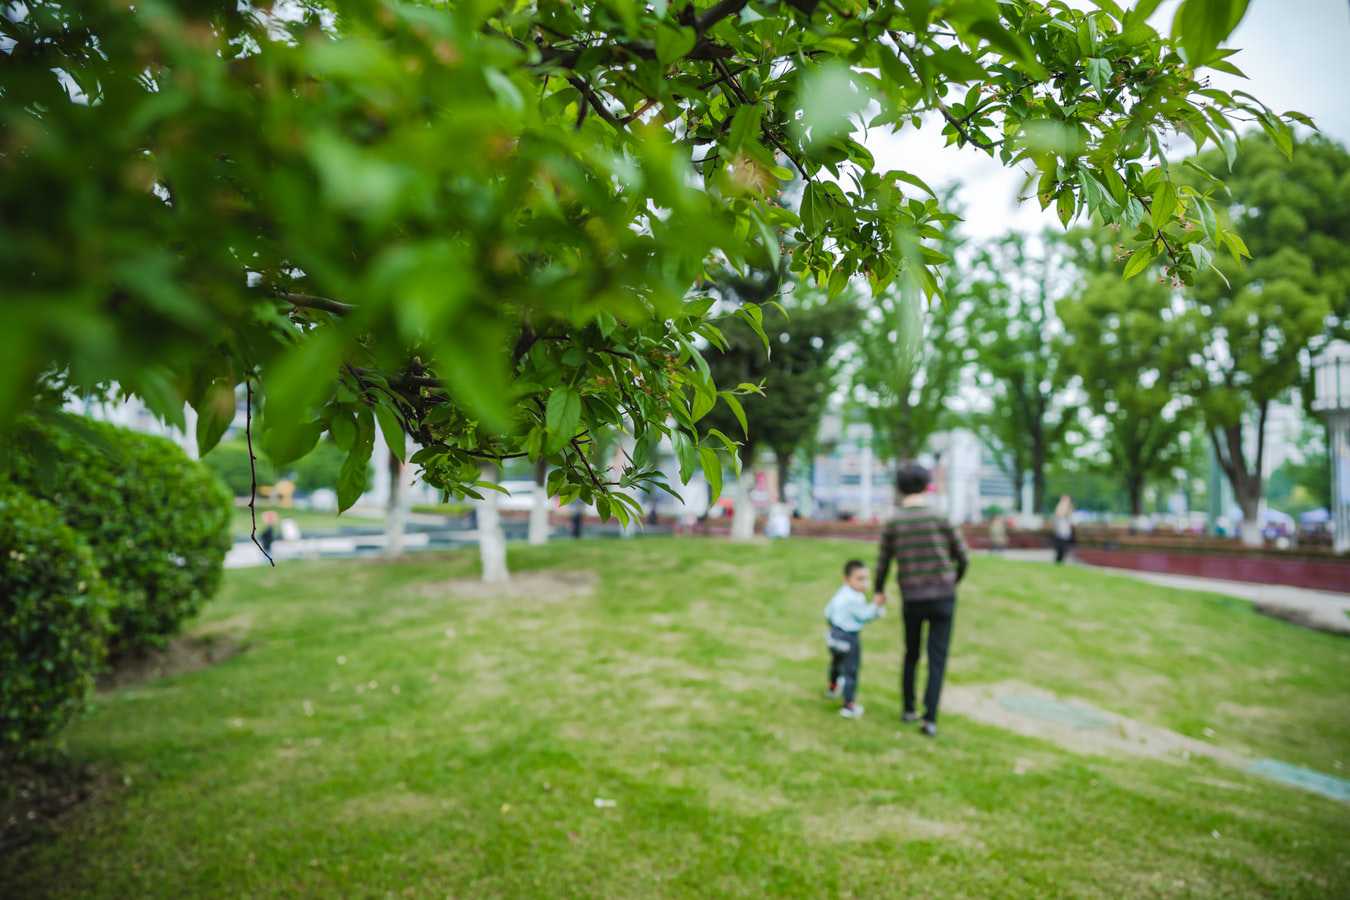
[731,470,756,541]
[1239,515,1263,548]
[528,462,550,546]
[477,464,509,583]
[383,448,410,560]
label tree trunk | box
[476,464,509,582]
[1236,484,1263,547]
[774,450,791,505]
[384,449,409,559]
[1031,446,1047,516]
[1127,471,1144,517]
[731,468,756,540]
[528,459,550,546]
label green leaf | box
[1221,229,1251,261]
[699,446,723,504]
[672,429,698,483]
[337,411,375,513]
[1150,180,1178,231]
[1171,0,1249,66]
[1122,246,1156,279]
[799,183,824,236]
[260,419,323,466]
[545,387,582,454]
[718,391,749,438]
[1056,189,1075,227]
[1259,113,1294,161]
[888,170,937,197]
[1085,57,1112,97]
[374,402,405,462]
[193,380,236,457]
[727,104,763,153]
[654,24,696,65]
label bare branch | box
[280,292,355,316]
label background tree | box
[1267,419,1332,517]
[851,281,963,466]
[753,293,861,507]
[964,233,1075,514]
[1059,246,1199,516]
[1178,133,1348,544]
[1,0,1292,541]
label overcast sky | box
[866,0,1350,241]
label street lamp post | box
[1312,341,1350,554]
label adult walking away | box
[1052,495,1075,564]
[874,462,968,737]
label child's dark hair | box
[843,559,866,577]
[895,461,931,496]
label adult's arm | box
[874,520,895,595]
[945,519,970,583]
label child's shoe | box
[839,704,865,719]
[825,682,842,699]
[901,711,919,723]
[919,720,937,737]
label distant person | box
[570,499,584,539]
[1052,495,1075,564]
[259,509,278,557]
[988,515,1009,553]
[875,462,968,738]
[823,559,886,719]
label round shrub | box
[8,415,233,657]
[0,486,110,755]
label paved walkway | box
[981,549,1350,636]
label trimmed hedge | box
[8,415,233,657]
[0,486,110,755]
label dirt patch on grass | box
[418,570,598,604]
[945,681,1247,766]
[803,807,968,845]
[338,791,445,823]
[98,633,248,691]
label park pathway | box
[982,549,1350,636]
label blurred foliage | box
[0,0,1294,518]
[0,486,110,756]
[1267,421,1331,516]
[6,416,232,657]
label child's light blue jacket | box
[823,585,883,632]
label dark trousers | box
[1053,536,1071,563]
[902,598,955,723]
[826,627,862,704]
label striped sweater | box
[874,503,969,602]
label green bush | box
[0,486,111,755]
[200,439,277,498]
[8,415,233,657]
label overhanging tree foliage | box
[2,0,1298,521]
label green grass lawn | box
[6,539,1349,898]
[229,506,383,539]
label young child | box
[824,559,885,719]
[874,462,969,737]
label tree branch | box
[567,76,623,129]
[244,380,275,567]
[280,292,355,316]
[696,0,750,33]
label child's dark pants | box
[902,597,956,722]
[827,626,862,704]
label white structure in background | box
[1312,341,1350,553]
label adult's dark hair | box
[895,461,931,496]
[843,559,867,577]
